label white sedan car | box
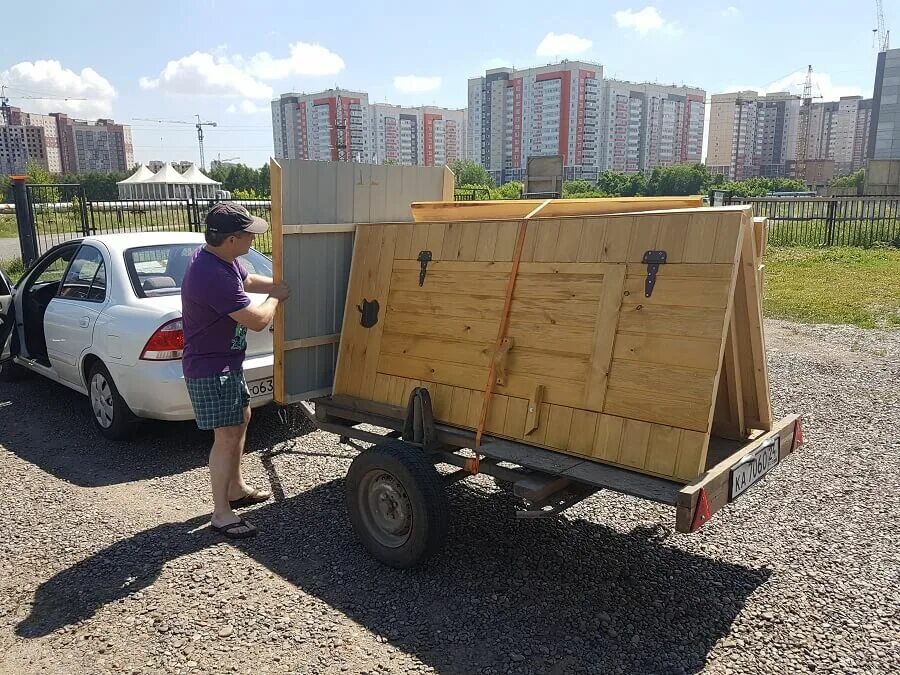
[0,232,275,440]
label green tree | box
[645,163,717,196]
[595,171,647,197]
[829,169,864,189]
[562,179,603,198]
[718,176,808,197]
[449,159,494,187]
[490,181,523,199]
[25,161,60,203]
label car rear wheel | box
[88,361,139,441]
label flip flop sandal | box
[211,518,257,539]
[229,489,271,509]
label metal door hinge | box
[417,250,432,286]
[642,250,667,298]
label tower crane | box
[131,115,218,170]
[796,65,823,182]
[874,0,890,52]
[0,84,88,124]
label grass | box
[764,246,900,329]
[0,215,17,238]
[0,255,25,280]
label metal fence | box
[454,187,491,201]
[12,181,272,264]
[724,195,900,247]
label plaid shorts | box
[185,370,251,430]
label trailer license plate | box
[248,377,274,398]
[730,437,780,500]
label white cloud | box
[613,7,681,36]
[727,70,864,101]
[535,32,592,57]
[227,99,268,115]
[246,42,344,79]
[1,60,116,118]
[140,42,345,100]
[139,52,273,99]
[393,75,442,93]
[722,6,741,18]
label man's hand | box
[269,281,290,301]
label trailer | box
[270,159,805,568]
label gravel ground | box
[0,318,898,675]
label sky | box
[1,0,896,168]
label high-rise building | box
[272,91,467,167]
[51,116,134,173]
[272,89,371,162]
[708,90,871,180]
[369,104,466,166]
[600,80,705,174]
[468,61,603,183]
[868,47,900,160]
[0,124,48,175]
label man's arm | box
[229,281,290,332]
[243,274,275,294]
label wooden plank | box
[577,217,606,262]
[494,221,520,261]
[533,220,561,262]
[409,197,703,222]
[712,319,746,441]
[584,264,626,410]
[621,275,732,309]
[485,394,509,434]
[646,425,681,477]
[545,405,575,450]
[431,382,454,422]
[358,224,399,400]
[623,262,734,279]
[388,375,408,407]
[555,219,583,262]
[654,212,690,264]
[520,221,539,263]
[426,222,446,260]
[626,215,661,262]
[601,215,632,262]
[682,212,720,263]
[604,386,712,433]
[442,166,455,200]
[617,303,727,340]
[270,159,285,404]
[607,359,718,402]
[283,223,357,235]
[612,333,722,371]
[568,409,599,456]
[283,333,341,352]
[618,419,652,468]
[392,260,608,274]
[409,222,430,258]
[475,221,499,261]
[592,414,624,462]
[441,222,463,262]
[504,397,529,439]
[524,402,551,445]
[372,373,391,405]
[449,387,473,426]
[711,211,745,264]
[457,222,481,261]
[394,223,415,260]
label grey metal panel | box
[369,164,388,222]
[316,161,338,223]
[283,343,339,401]
[352,165,372,222]
[335,162,355,223]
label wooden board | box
[331,206,759,483]
[410,196,704,222]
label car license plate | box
[247,377,274,398]
[730,436,780,500]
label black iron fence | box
[722,195,900,247]
[454,187,491,201]
[11,180,272,265]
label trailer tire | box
[345,440,449,568]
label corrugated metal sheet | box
[275,159,452,403]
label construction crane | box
[132,115,218,171]
[796,65,823,183]
[0,84,88,124]
[874,0,891,52]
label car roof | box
[84,231,205,253]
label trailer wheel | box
[345,440,449,568]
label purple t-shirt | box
[181,247,252,378]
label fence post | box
[10,177,38,266]
[825,199,837,247]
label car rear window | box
[125,244,273,298]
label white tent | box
[116,165,155,199]
[116,163,223,200]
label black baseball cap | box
[204,202,270,234]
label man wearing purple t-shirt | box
[182,203,289,539]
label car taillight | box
[141,319,184,360]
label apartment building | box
[369,104,466,166]
[272,89,371,162]
[0,124,48,175]
[709,90,872,180]
[869,47,900,160]
[600,80,705,174]
[468,60,604,183]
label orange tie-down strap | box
[467,200,552,474]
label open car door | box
[0,269,15,363]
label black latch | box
[642,250,667,298]
[417,250,432,287]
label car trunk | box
[149,293,272,359]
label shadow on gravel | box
[0,374,315,487]
[17,475,770,674]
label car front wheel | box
[88,361,139,441]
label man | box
[181,203,289,539]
